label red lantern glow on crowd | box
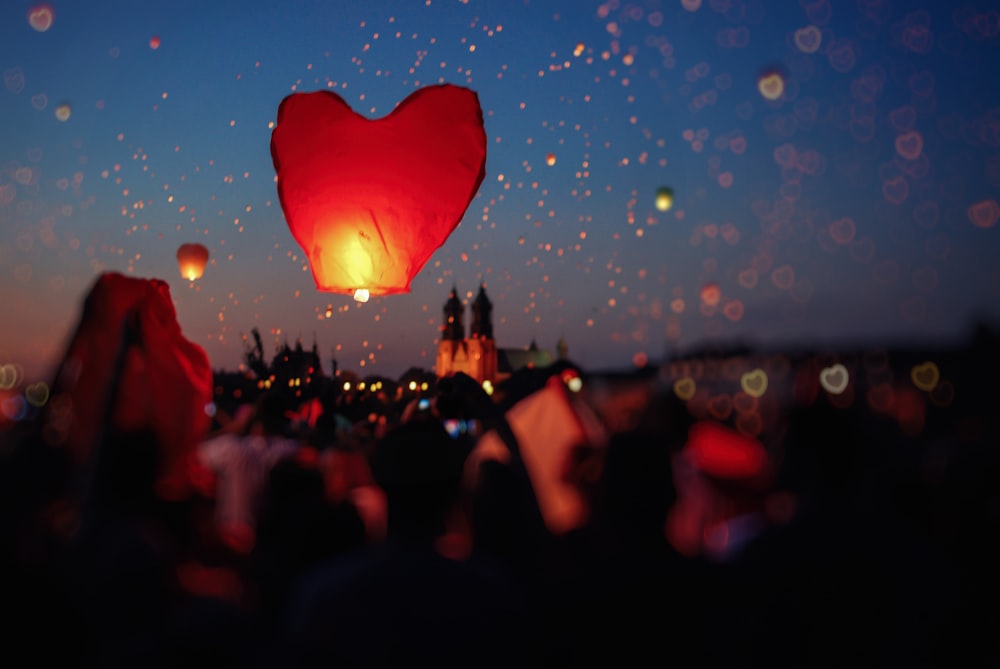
[176,242,209,281]
[270,84,487,298]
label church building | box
[435,284,566,385]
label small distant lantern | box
[176,243,209,281]
[655,186,674,211]
[270,84,487,298]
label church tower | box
[557,335,569,360]
[467,283,497,382]
[436,284,498,384]
[470,283,493,339]
[442,285,464,341]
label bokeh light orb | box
[655,186,674,211]
[54,103,71,121]
[741,368,768,398]
[545,153,556,166]
[793,25,822,54]
[819,363,849,395]
[27,4,54,32]
[757,69,785,101]
[674,377,696,401]
[700,282,721,307]
[149,35,161,50]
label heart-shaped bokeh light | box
[27,4,54,32]
[910,361,940,392]
[819,363,849,395]
[741,368,769,398]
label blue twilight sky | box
[1,0,998,381]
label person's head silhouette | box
[369,418,466,543]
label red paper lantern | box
[53,272,214,499]
[270,84,487,299]
[177,242,210,281]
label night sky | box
[2,0,998,384]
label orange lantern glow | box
[270,84,487,297]
[176,242,209,281]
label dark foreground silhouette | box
[3,328,999,668]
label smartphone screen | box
[443,418,479,439]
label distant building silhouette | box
[436,284,498,384]
[242,327,324,396]
[435,284,560,384]
[271,336,324,392]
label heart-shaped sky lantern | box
[270,84,487,300]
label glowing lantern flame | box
[270,84,487,297]
[353,288,370,303]
[176,243,209,281]
[655,186,674,211]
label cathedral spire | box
[470,283,493,340]
[442,284,465,341]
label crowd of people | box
[2,349,998,667]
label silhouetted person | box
[53,428,251,668]
[197,391,301,555]
[249,454,367,634]
[282,417,541,668]
[697,400,951,669]
[537,393,704,666]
